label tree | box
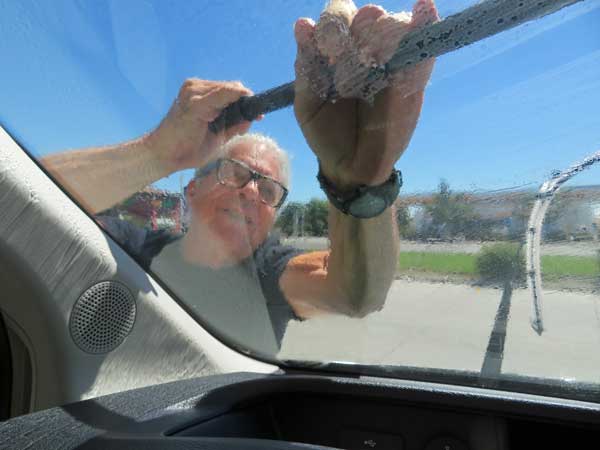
[275,201,305,236]
[508,193,535,241]
[395,204,415,239]
[542,191,580,242]
[424,180,479,239]
[275,199,329,237]
[304,198,329,236]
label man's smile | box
[222,207,255,226]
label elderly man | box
[43,0,438,354]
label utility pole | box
[292,208,299,237]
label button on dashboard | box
[340,429,404,450]
[424,436,469,450]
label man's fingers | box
[294,17,316,47]
[368,12,413,65]
[204,83,252,110]
[294,17,319,91]
[178,80,253,128]
[295,0,438,115]
[332,5,398,100]
[179,79,252,109]
[188,97,222,122]
[350,4,386,65]
[314,0,357,65]
[352,4,386,35]
[387,0,439,96]
[410,0,440,28]
[178,78,219,103]
[294,17,331,119]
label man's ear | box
[186,179,196,198]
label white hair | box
[195,133,291,187]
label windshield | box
[2,0,600,401]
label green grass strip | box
[398,252,476,275]
[398,251,599,278]
[541,255,599,278]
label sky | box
[1,0,599,202]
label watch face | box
[348,192,387,219]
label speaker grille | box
[69,281,136,354]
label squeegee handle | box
[208,82,295,134]
[208,0,583,134]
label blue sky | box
[1,0,599,202]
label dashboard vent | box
[69,281,136,354]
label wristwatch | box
[317,165,402,219]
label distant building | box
[396,185,600,241]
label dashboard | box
[1,372,599,449]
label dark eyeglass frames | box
[195,158,288,208]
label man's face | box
[186,142,283,258]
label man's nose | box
[239,178,260,202]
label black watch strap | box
[317,165,402,219]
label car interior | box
[1,0,600,449]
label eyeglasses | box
[195,158,288,208]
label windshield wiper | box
[209,0,584,134]
[525,149,600,335]
[282,360,600,404]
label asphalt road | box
[284,237,600,257]
[279,279,600,384]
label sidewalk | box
[280,279,600,384]
[283,237,600,257]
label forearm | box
[326,206,399,317]
[42,135,172,214]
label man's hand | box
[147,79,255,173]
[42,79,256,213]
[293,0,439,190]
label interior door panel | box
[0,127,275,415]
